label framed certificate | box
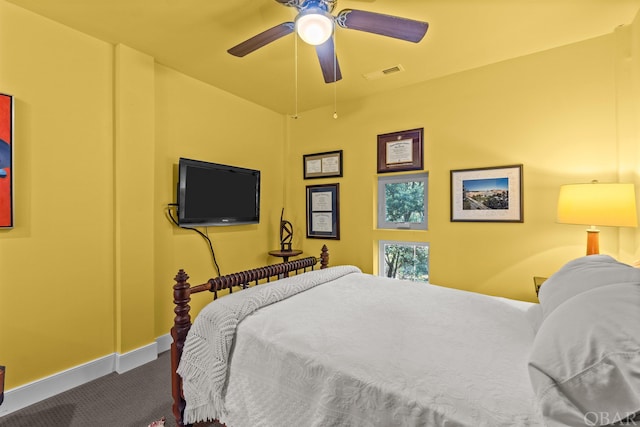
[303,150,343,179]
[377,128,423,173]
[306,183,340,239]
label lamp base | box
[586,228,599,255]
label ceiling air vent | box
[363,64,405,80]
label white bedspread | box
[182,267,545,426]
[178,265,361,424]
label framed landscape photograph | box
[450,164,523,222]
[0,93,14,228]
[303,150,343,179]
[306,183,340,239]
[377,128,423,173]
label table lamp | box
[557,181,638,255]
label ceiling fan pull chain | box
[292,31,300,119]
[333,31,338,119]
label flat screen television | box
[177,157,260,227]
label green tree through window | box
[385,181,425,223]
[377,173,429,283]
[377,173,428,230]
[383,242,429,283]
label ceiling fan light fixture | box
[296,8,334,45]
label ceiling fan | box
[227,0,429,83]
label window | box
[379,240,429,283]
[377,173,428,230]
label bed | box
[170,246,640,427]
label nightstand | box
[268,249,303,263]
[269,249,303,278]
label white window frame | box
[377,172,428,230]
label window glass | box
[377,173,428,230]
[379,240,429,283]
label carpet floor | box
[0,351,220,427]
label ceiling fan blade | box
[228,22,295,57]
[336,9,428,43]
[315,36,342,83]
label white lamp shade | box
[557,182,638,227]
[296,9,334,45]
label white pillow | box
[529,283,640,426]
[537,254,640,318]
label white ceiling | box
[6,0,640,114]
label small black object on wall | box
[0,365,5,406]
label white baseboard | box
[0,335,172,418]
[115,341,158,374]
[156,333,172,353]
[0,354,115,417]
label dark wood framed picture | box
[450,164,523,222]
[0,93,14,228]
[303,150,343,179]
[306,183,340,239]
[377,128,423,173]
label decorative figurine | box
[280,208,293,252]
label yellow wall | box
[114,44,156,356]
[0,0,286,390]
[287,26,639,302]
[628,10,640,262]
[0,1,115,386]
[0,0,638,397]
[152,64,287,332]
